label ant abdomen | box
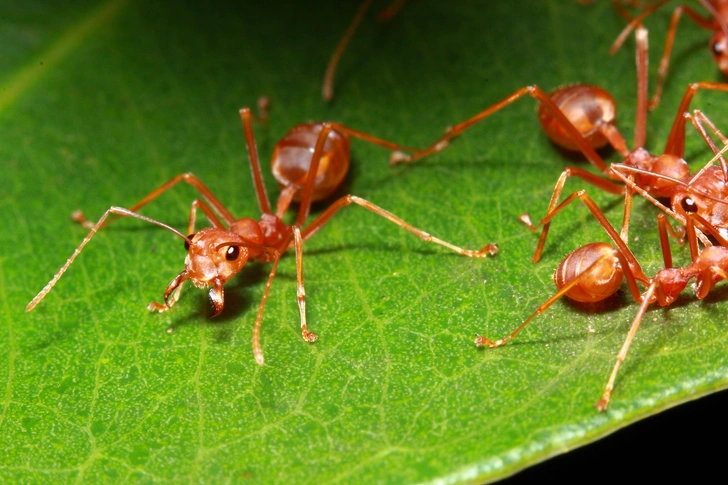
[554,242,623,303]
[271,123,351,202]
[538,84,617,151]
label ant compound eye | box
[680,198,698,213]
[225,245,240,261]
[184,233,196,251]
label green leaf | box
[2,0,727,483]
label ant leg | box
[295,124,334,227]
[75,173,238,230]
[523,168,624,262]
[475,251,621,348]
[394,85,610,173]
[657,214,678,269]
[685,110,728,182]
[609,2,714,109]
[377,0,407,22]
[187,199,225,235]
[533,189,649,282]
[322,0,405,100]
[26,207,191,312]
[251,253,283,366]
[328,122,419,161]
[300,195,498,257]
[240,107,273,216]
[634,27,649,148]
[663,82,728,157]
[648,5,716,109]
[595,280,658,411]
[322,0,374,101]
[292,225,317,343]
[148,271,190,313]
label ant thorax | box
[623,148,690,198]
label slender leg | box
[393,85,610,174]
[26,207,191,312]
[525,168,624,263]
[74,173,237,230]
[475,251,620,348]
[657,214,676,269]
[300,195,498,257]
[377,0,407,21]
[663,82,728,157]
[532,189,649,283]
[634,27,648,148]
[251,255,282,366]
[595,281,658,411]
[685,110,728,182]
[292,225,317,343]
[322,0,374,101]
[609,2,715,109]
[296,124,334,227]
[240,107,273,216]
[329,122,419,155]
[187,199,224,236]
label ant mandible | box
[26,108,498,365]
[473,163,728,410]
[610,0,728,109]
[392,26,728,260]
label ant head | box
[184,227,251,288]
[271,123,350,202]
[709,30,728,74]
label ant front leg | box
[147,198,224,314]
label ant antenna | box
[26,207,192,312]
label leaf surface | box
[2,1,727,483]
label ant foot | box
[479,243,499,257]
[474,334,504,348]
[390,151,412,166]
[71,210,95,230]
[148,301,170,313]
[302,330,319,343]
[594,392,611,412]
[517,214,538,231]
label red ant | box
[391,26,728,260]
[611,0,728,109]
[473,159,728,410]
[322,0,407,101]
[25,108,498,365]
